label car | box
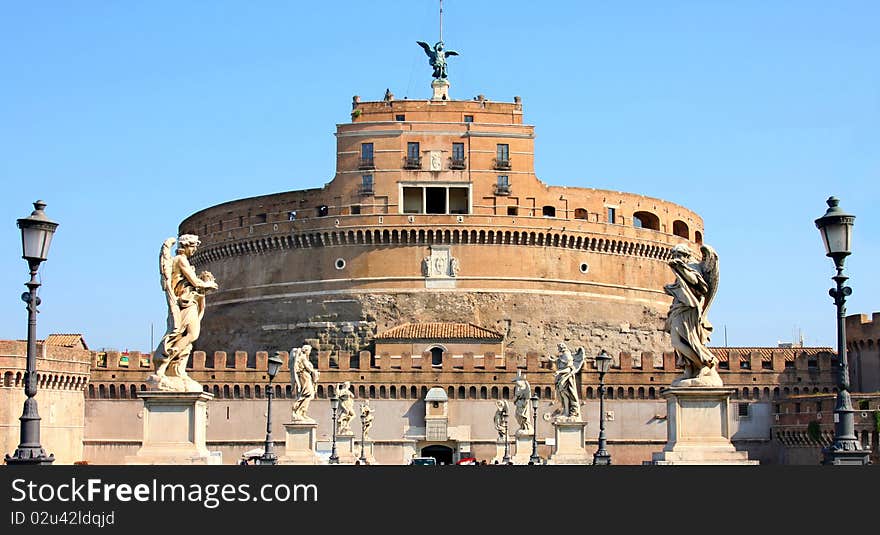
[409,456,437,466]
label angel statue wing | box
[572,347,586,373]
[445,50,459,58]
[159,238,178,331]
[416,41,434,60]
[699,244,720,317]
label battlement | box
[846,312,880,339]
[86,346,834,375]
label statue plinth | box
[333,432,358,464]
[279,421,319,465]
[648,387,758,465]
[431,79,450,101]
[355,440,377,465]
[546,419,591,465]
[512,431,535,465]
[126,391,220,465]
[491,438,513,464]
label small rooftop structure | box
[376,322,503,342]
[43,333,89,350]
[425,387,448,402]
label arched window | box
[586,387,594,399]
[130,385,137,398]
[223,385,231,398]
[574,208,588,220]
[380,386,387,399]
[411,386,418,399]
[672,220,689,239]
[233,385,241,399]
[502,387,510,399]
[213,385,220,397]
[480,386,488,399]
[369,386,376,398]
[4,371,13,387]
[627,387,635,399]
[358,385,366,398]
[390,386,397,399]
[119,384,127,398]
[244,385,251,398]
[255,385,262,398]
[695,231,703,244]
[459,386,466,399]
[469,386,477,399]
[317,385,325,399]
[109,384,117,398]
[542,206,556,218]
[448,386,455,399]
[285,385,292,398]
[491,386,499,399]
[544,387,551,399]
[88,384,95,398]
[648,387,656,399]
[638,387,645,399]
[430,347,444,367]
[633,211,660,231]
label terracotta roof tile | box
[709,346,833,363]
[43,333,88,350]
[375,323,503,341]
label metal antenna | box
[439,0,443,42]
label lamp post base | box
[5,449,55,465]
[822,447,871,466]
[592,451,611,466]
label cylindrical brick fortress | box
[180,96,703,356]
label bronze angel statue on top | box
[664,243,722,387]
[417,40,459,80]
[149,235,218,392]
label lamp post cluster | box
[5,201,59,465]
[814,197,869,465]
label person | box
[360,402,374,441]
[664,243,722,387]
[512,374,533,434]
[290,344,320,420]
[493,400,508,441]
[336,381,355,434]
[549,343,584,419]
[153,234,218,391]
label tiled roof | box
[709,346,833,363]
[43,333,89,350]
[375,323,504,341]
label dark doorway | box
[421,445,454,465]
[426,187,446,214]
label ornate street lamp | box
[501,404,510,464]
[359,403,368,465]
[258,352,284,465]
[5,201,59,465]
[814,196,869,465]
[593,349,612,466]
[329,394,340,464]
[529,393,541,465]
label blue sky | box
[1,1,877,351]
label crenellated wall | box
[846,312,880,393]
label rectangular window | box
[607,207,616,224]
[497,175,509,187]
[507,206,518,216]
[449,187,469,214]
[794,403,801,413]
[718,360,730,370]
[407,142,420,160]
[784,360,795,369]
[737,403,750,419]
[464,115,474,123]
[762,359,773,370]
[495,144,510,169]
[402,187,423,214]
[808,358,818,370]
[740,359,751,370]
[255,213,267,224]
[360,174,374,195]
[452,142,464,160]
[350,205,361,215]
[360,143,374,169]
[395,114,405,121]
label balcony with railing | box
[494,184,511,196]
[358,184,374,196]
[403,157,422,170]
[493,158,511,171]
[358,158,375,170]
[449,157,467,170]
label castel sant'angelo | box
[181,59,703,359]
[4,29,877,467]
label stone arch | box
[673,220,689,239]
[213,385,220,397]
[469,386,477,399]
[458,386,466,399]
[586,386,594,399]
[649,387,656,399]
[574,208,588,220]
[223,385,231,398]
[379,385,387,399]
[502,386,510,399]
[695,231,703,244]
[233,385,241,398]
[447,386,454,399]
[627,387,635,399]
[544,387,551,399]
[389,385,397,399]
[244,385,251,398]
[491,386,499,399]
[480,386,488,399]
[88,384,95,398]
[638,387,646,399]
[410,386,418,399]
[633,211,660,231]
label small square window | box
[464,115,474,123]
[784,361,795,369]
[718,360,730,370]
[507,206,518,216]
[761,360,772,370]
[395,114,405,121]
[740,359,751,370]
[737,402,750,419]
[350,205,361,215]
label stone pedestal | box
[279,421,319,465]
[513,432,535,464]
[649,387,758,465]
[491,439,513,464]
[431,79,450,100]
[126,391,220,465]
[333,433,358,464]
[546,419,590,465]
[354,441,377,465]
